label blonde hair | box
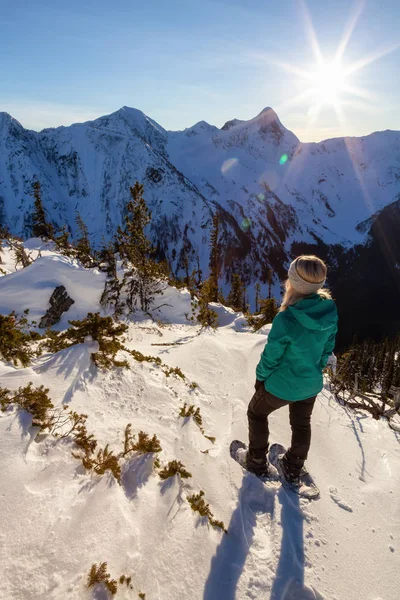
[279,255,331,312]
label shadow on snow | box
[203,472,318,600]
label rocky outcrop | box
[39,286,74,328]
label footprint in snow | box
[329,486,353,512]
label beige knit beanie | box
[288,258,326,295]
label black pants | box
[247,384,316,473]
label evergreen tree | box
[14,242,32,268]
[266,268,273,299]
[0,312,36,366]
[208,212,220,303]
[242,289,249,314]
[227,273,245,312]
[99,240,124,317]
[54,225,72,255]
[74,213,93,267]
[255,283,261,314]
[259,297,278,325]
[196,254,203,288]
[32,181,54,239]
[116,182,167,313]
[196,279,219,329]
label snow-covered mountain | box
[1,105,400,289]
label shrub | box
[179,403,203,428]
[179,403,216,444]
[122,424,162,456]
[164,366,185,380]
[73,443,121,483]
[330,335,400,419]
[87,562,118,596]
[187,491,227,533]
[0,383,54,430]
[119,575,133,589]
[128,349,162,366]
[247,297,279,331]
[0,312,36,367]
[129,349,189,383]
[41,313,129,369]
[159,460,192,480]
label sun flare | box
[258,0,399,130]
[309,61,347,105]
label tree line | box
[1,180,278,328]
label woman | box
[246,255,338,484]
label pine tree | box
[255,282,261,314]
[99,240,124,317]
[54,225,72,255]
[195,279,219,329]
[13,242,32,268]
[258,297,278,327]
[242,289,249,314]
[266,268,273,299]
[0,313,36,366]
[74,213,93,267]
[227,274,245,312]
[208,212,220,303]
[32,181,54,239]
[116,182,167,313]
[196,254,203,288]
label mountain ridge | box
[1,104,400,345]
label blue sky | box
[1,0,399,141]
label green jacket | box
[256,294,338,401]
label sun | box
[309,61,347,105]
[255,0,399,129]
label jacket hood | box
[288,294,338,331]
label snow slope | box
[0,246,399,600]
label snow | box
[1,247,399,600]
[1,104,400,276]
[0,242,105,329]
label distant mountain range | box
[1,106,400,345]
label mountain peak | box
[221,118,244,131]
[0,112,23,130]
[90,106,167,151]
[253,106,281,124]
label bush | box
[122,424,162,456]
[164,366,185,380]
[87,563,118,596]
[74,444,122,482]
[0,383,54,430]
[0,312,37,367]
[119,575,133,589]
[247,298,278,331]
[179,403,203,428]
[179,403,216,444]
[330,335,400,419]
[128,349,162,366]
[159,460,192,480]
[129,349,190,384]
[41,313,129,369]
[187,490,227,533]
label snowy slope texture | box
[1,106,400,287]
[0,242,399,600]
